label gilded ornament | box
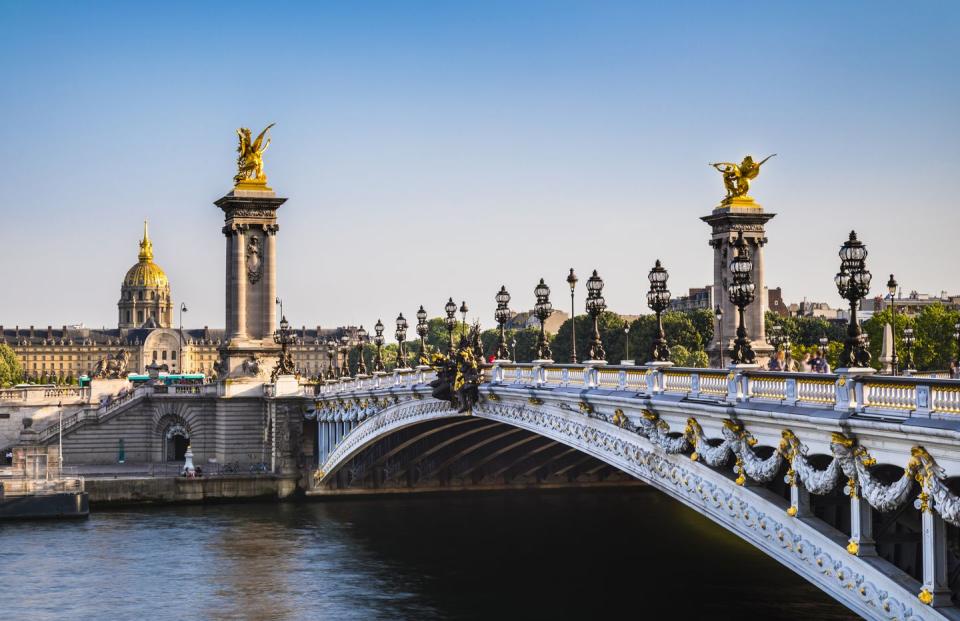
[709,154,776,205]
[234,123,275,189]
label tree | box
[766,311,846,348]
[552,312,626,363]
[0,343,23,386]
[912,304,960,371]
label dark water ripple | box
[0,489,855,620]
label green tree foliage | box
[765,311,846,347]
[0,343,24,386]
[552,312,626,363]
[669,344,709,368]
[862,303,959,372]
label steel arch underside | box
[317,397,948,621]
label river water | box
[0,489,854,620]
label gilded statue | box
[234,123,275,186]
[709,154,776,202]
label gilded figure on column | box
[709,154,776,203]
[234,123,275,187]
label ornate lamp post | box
[459,301,469,336]
[339,335,351,380]
[494,286,511,361]
[178,302,188,374]
[372,319,385,373]
[566,268,578,363]
[395,313,410,370]
[444,298,457,354]
[272,315,296,378]
[584,270,607,362]
[646,260,671,364]
[623,326,631,362]
[727,232,757,366]
[326,339,338,380]
[354,325,368,377]
[533,279,554,361]
[415,306,430,366]
[954,322,960,371]
[714,305,724,368]
[903,327,916,374]
[887,274,899,375]
[835,231,873,369]
[511,337,518,363]
[818,336,828,359]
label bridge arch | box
[315,392,946,620]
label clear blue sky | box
[1,1,958,331]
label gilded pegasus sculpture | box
[709,154,776,201]
[234,123,275,185]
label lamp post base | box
[646,361,674,368]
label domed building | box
[118,221,172,329]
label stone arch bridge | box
[311,363,960,620]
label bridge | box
[311,362,960,620]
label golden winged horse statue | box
[234,123,275,186]
[709,154,776,202]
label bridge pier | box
[921,509,952,607]
[848,494,876,556]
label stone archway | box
[164,423,189,461]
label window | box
[152,351,158,360]
[138,311,144,323]
[171,351,177,360]
[125,311,131,323]
[138,291,144,301]
[161,351,167,360]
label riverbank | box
[85,474,300,507]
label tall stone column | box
[215,187,286,380]
[234,226,248,339]
[264,225,279,339]
[703,202,775,367]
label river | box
[0,489,855,620]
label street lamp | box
[340,334,351,379]
[178,302,188,374]
[355,325,368,377]
[727,232,757,365]
[395,313,410,370]
[624,326,631,362]
[511,337,518,363]
[954,322,960,371]
[566,268,578,363]
[373,319,385,373]
[272,315,296,378]
[459,301,469,336]
[415,306,429,366]
[326,339,338,380]
[818,336,828,359]
[887,274,899,375]
[584,270,607,362]
[715,305,724,368]
[533,279,554,361]
[494,286,512,361]
[903,327,916,373]
[646,260,671,363]
[835,231,872,369]
[444,297,458,354]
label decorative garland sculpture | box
[429,323,484,413]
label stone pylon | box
[215,184,286,380]
[702,198,775,366]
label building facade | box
[2,224,338,382]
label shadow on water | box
[0,488,855,620]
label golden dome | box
[124,221,169,288]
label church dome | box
[123,221,169,288]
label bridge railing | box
[481,362,960,420]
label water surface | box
[0,489,854,620]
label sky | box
[1,1,958,331]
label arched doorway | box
[164,424,190,462]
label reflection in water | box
[0,489,854,620]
